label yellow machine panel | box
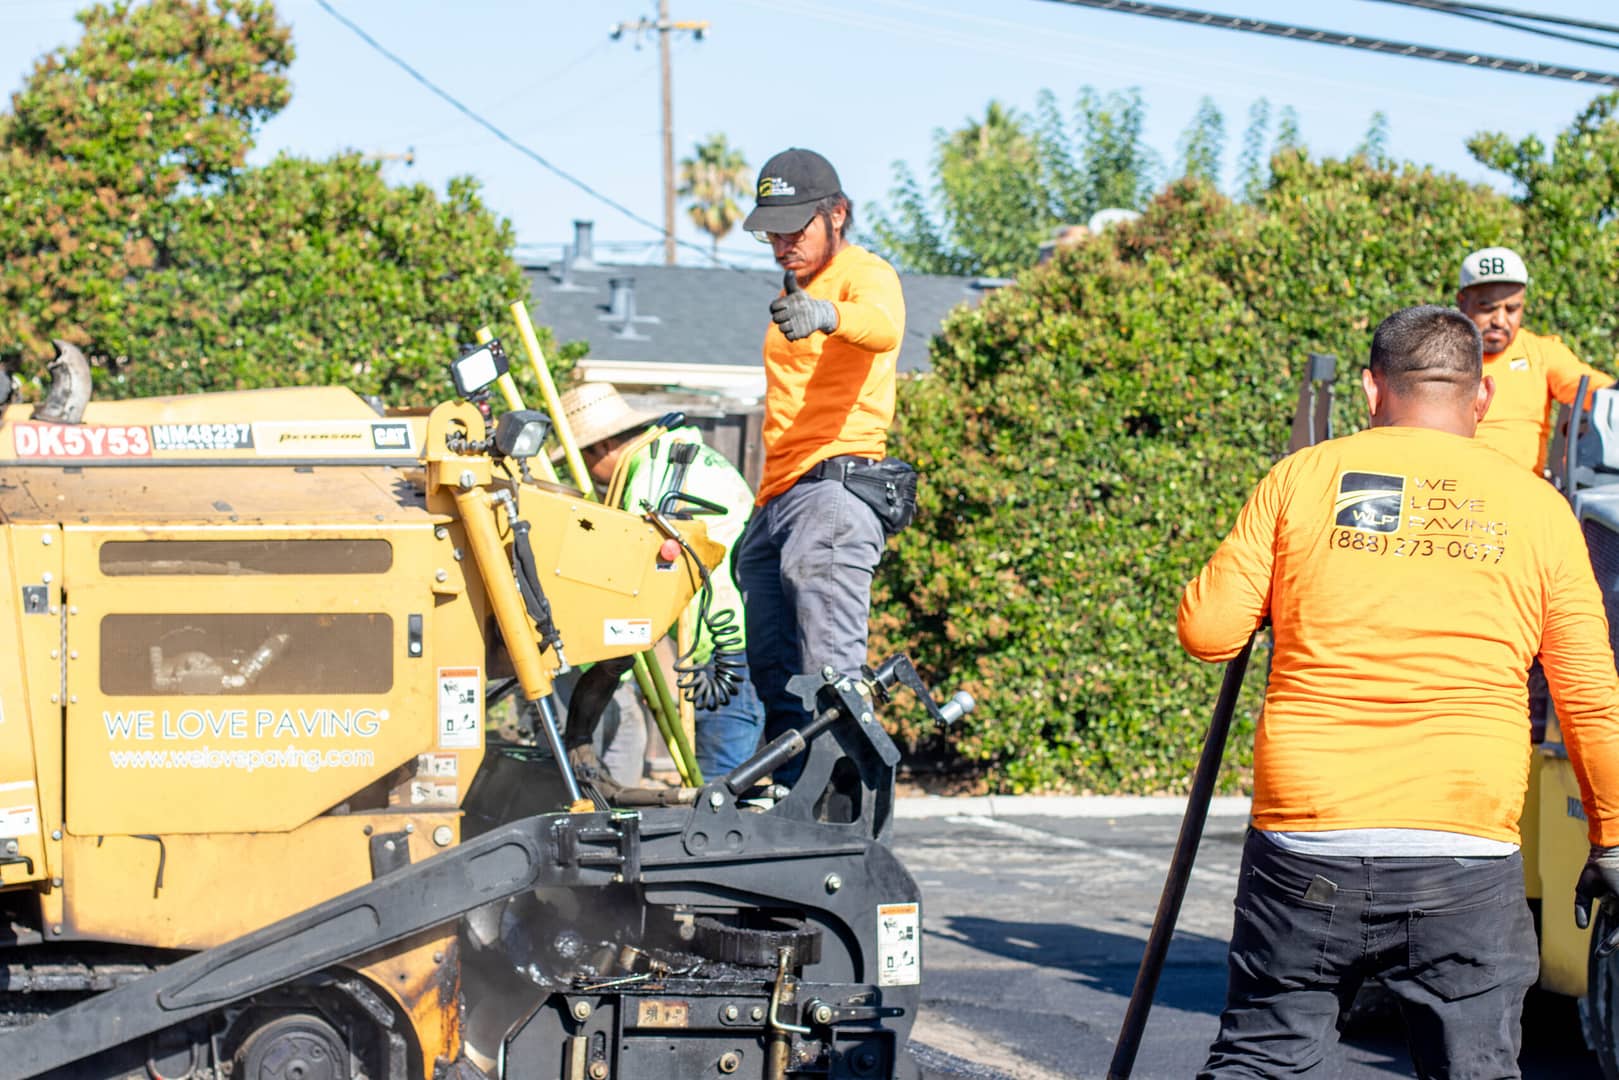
[61,813,457,948]
[1533,747,1596,997]
[61,523,458,836]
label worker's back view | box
[1179,304,1619,1078]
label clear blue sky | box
[2,0,1617,268]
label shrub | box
[873,142,1579,793]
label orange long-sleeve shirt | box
[1478,327,1613,474]
[1178,426,1619,846]
[757,244,904,505]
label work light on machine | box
[494,410,552,460]
[450,339,509,399]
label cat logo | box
[370,423,413,451]
[1334,471,1403,534]
[758,176,795,198]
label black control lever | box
[723,657,974,795]
[866,655,974,728]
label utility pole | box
[610,6,708,265]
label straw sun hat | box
[552,383,655,460]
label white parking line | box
[898,795,1253,820]
[942,815,1230,884]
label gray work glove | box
[770,271,838,341]
[1575,844,1619,957]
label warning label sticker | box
[409,780,459,806]
[604,618,653,646]
[437,668,481,749]
[417,752,459,778]
[0,805,40,838]
[877,902,921,987]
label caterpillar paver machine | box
[0,339,969,1080]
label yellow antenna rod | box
[510,300,591,494]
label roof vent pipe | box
[572,220,598,270]
[599,277,659,340]
[553,244,589,292]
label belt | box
[800,455,868,483]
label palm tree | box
[678,134,750,256]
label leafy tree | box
[1236,98,1272,202]
[869,89,1159,276]
[868,101,1054,277]
[1356,110,1392,166]
[1275,105,1304,153]
[1177,96,1226,183]
[1467,91,1619,356]
[0,0,575,405]
[1037,87,1160,216]
[677,132,750,257]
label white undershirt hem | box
[1261,826,1517,858]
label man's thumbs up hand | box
[770,271,838,341]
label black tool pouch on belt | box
[841,457,918,538]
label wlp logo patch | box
[1334,471,1403,533]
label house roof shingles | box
[521,259,989,376]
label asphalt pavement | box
[890,805,1601,1080]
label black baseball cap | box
[742,148,842,234]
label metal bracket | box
[21,585,47,614]
[556,813,641,881]
[369,831,412,879]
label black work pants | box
[1200,829,1539,1079]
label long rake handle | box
[1106,631,1257,1080]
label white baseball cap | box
[1459,246,1529,290]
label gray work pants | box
[735,469,887,782]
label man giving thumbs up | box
[735,147,908,785]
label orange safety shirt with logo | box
[1177,426,1619,846]
[1477,327,1613,474]
[757,245,904,506]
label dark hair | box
[1369,305,1482,396]
[815,192,853,239]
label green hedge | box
[873,97,1619,793]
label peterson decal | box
[252,419,417,456]
[12,422,151,459]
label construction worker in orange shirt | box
[1456,245,1613,475]
[733,147,915,786]
[1180,304,1619,1077]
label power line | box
[1031,0,1619,86]
[1362,0,1619,37]
[1357,0,1619,53]
[310,0,743,269]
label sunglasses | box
[750,222,813,245]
